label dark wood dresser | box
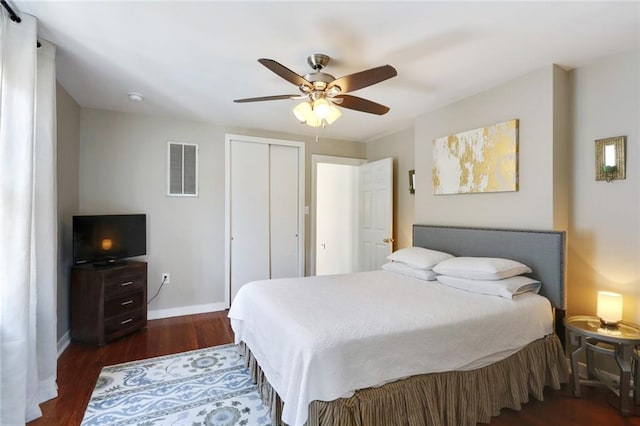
[71,261,147,346]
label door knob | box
[383,238,395,243]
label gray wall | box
[413,65,568,230]
[79,109,224,314]
[402,52,639,323]
[366,128,415,250]
[79,109,365,316]
[56,82,80,341]
[568,49,639,322]
[553,66,571,233]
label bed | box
[228,225,569,426]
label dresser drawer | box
[71,261,147,346]
[104,309,146,342]
[104,291,145,318]
[104,268,145,298]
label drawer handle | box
[121,318,133,325]
[120,281,133,287]
[121,300,134,306]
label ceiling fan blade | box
[234,94,298,103]
[328,65,397,93]
[258,58,312,88]
[334,95,390,115]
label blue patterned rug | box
[81,344,271,426]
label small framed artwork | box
[595,136,626,182]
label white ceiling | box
[15,1,640,142]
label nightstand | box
[565,315,640,416]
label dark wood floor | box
[28,311,639,426]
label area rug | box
[81,344,271,426]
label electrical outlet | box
[162,273,170,284]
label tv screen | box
[73,214,147,265]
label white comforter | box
[228,270,553,426]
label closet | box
[225,134,305,304]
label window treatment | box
[0,10,58,425]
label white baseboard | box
[57,331,70,358]
[148,302,228,320]
[55,303,227,355]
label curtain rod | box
[1,0,21,23]
[1,1,41,47]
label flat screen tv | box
[73,214,147,266]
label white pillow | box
[386,247,453,270]
[433,257,532,280]
[436,275,541,299]
[382,262,439,281]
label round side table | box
[564,315,640,416]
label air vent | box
[167,142,198,197]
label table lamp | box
[596,291,623,328]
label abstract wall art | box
[432,119,519,195]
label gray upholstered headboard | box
[413,225,567,344]
[413,225,566,310]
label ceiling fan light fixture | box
[313,98,330,119]
[325,105,342,125]
[293,99,330,127]
[293,101,312,123]
[236,54,396,130]
[305,111,322,127]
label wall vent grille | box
[167,141,198,197]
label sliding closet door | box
[270,144,300,279]
[229,140,270,301]
[226,134,305,306]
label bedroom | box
[1,1,639,425]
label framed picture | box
[432,119,519,195]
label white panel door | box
[230,140,270,300]
[359,158,393,271]
[270,144,300,279]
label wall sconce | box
[596,290,623,327]
[408,170,415,194]
[595,136,626,182]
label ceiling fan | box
[234,54,397,127]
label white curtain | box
[0,10,58,425]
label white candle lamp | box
[596,291,623,328]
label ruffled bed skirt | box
[240,334,568,426]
